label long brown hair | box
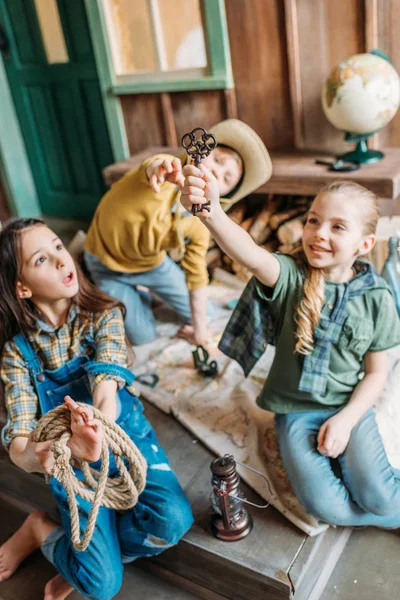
[294,181,380,355]
[0,218,125,353]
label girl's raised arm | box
[181,164,280,288]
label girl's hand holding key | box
[181,164,220,219]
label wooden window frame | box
[94,0,233,95]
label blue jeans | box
[84,251,192,345]
[275,408,400,527]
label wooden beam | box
[224,88,238,119]
[284,0,304,148]
[160,92,178,146]
[364,0,380,149]
[364,0,379,51]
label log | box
[277,216,304,246]
[227,203,246,224]
[293,196,310,207]
[215,192,313,279]
[248,210,271,243]
[260,240,279,253]
[206,247,222,267]
[278,242,302,255]
[212,267,246,289]
[248,197,277,244]
[254,226,272,245]
[208,237,217,250]
[277,244,293,254]
[222,254,233,268]
[231,261,252,283]
[269,207,306,230]
[240,216,255,231]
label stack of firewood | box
[207,194,312,282]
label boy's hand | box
[176,324,210,346]
[181,164,220,218]
[317,412,353,458]
[146,157,184,193]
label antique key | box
[181,127,217,216]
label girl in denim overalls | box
[0,218,193,600]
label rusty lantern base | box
[211,509,253,542]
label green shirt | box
[255,254,400,414]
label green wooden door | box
[0,0,114,219]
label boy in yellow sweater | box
[84,119,272,346]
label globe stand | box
[337,132,384,164]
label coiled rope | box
[33,403,147,551]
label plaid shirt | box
[219,258,388,395]
[298,264,380,394]
[1,305,129,446]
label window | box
[100,0,233,93]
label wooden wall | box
[120,0,400,156]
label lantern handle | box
[234,460,274,509]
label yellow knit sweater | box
[85,154,210,291]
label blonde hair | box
[294,181,380,355]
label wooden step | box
[0,494,202,600]
[0,401,352,600]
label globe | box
[322,51,400,163]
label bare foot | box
[64,396,103,463]
[0,511,57,582]
[44,574,74,600]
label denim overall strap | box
[12,332,43,378]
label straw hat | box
[209,118,272,210]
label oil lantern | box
[210,454,253,542]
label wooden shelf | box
[259,148,400,216]
[103,146,400,216]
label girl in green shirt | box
[181,168,400,528]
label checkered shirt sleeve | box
[91,307,128,391]
[1,341,38,447]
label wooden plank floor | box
[322,527,400,600]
